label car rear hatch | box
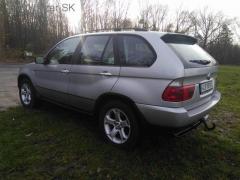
[161,34,218,110]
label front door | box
[68,35,120,112]
[34,37,80,103]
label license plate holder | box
[199,80,213,94]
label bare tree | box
[79,0,131,32]
[138,1,168,31]
[138,4,151,29]
[79,0,85,32]
[0,0,70,54]
[0,0,5,55]
[192,7,227,49]
[0,0,10,51]
[149,4,168,31]
[174,6,195,33]
[98,0,112,29]
[0,9,4,56]
[1,0,240,65]
[232,19,240,42]
[112,0,130,29]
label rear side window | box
[118,35,156,67]
[162,34,217,68]
[80,35,115,65]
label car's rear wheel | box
[99,100,140,149]
[19,78,39,108]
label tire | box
[99,100,140,149]
[19,78,40,108]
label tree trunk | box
[0,14,4,57]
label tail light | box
[162,83,195,102]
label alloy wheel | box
[20,83,32,105]
[104,108,131,144]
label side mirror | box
[35,57,45,64]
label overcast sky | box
[59,0,239,31]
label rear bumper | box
[136,91,221,128]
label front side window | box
[80,35,115,65]
[47,37,80,65]
[119,35,156,67]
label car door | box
[34,36,80,103]
[68,34,120,112]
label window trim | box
[72,34,120,66]
[116,34,157,67]
[44,36,81,65]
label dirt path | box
[0,64,23,111]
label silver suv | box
[18,31,221,148]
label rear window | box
[162,34,217,68]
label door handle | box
[99,72,112,76]
[61,69,70,73]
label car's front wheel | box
[19,78,39,108]
[99,100,140,149]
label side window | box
[47,37,80,65]
[80,36,115,65]
[119,35,156,66]
[102,38,114,65]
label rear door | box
[68,34,120,112]
[161,34,218,109]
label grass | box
[0,65,240,179]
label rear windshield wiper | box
[189,60,211,65]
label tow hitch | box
[174,114,215,137]
[201,114,216,131]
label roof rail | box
[85,28,148,33]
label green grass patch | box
[0,65,240,179]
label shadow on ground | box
[37,101,185,148]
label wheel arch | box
[18,74,32,88]
[94,92,147,125]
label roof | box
[67,31,196,43]
[71,31,168,37]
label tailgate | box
[183,66,218,110]
[161,33,219,109]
